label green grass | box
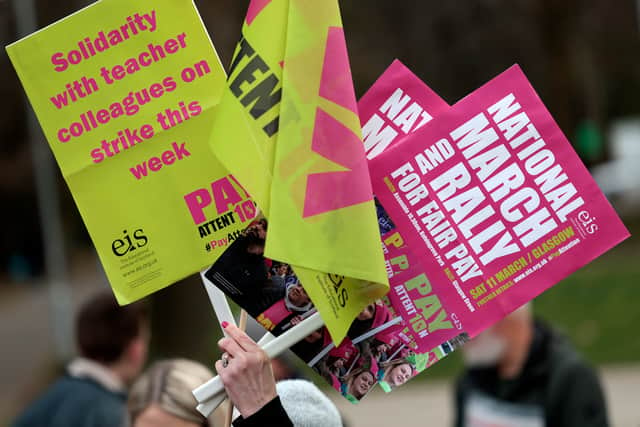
[533,216,639,365]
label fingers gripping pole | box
[192,312,324,416]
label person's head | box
[356,304,376,321]
[277,264,288,276]
[373,341,390,357]
[304,328,324,343]
[381,360,414,387]
[287,284,310,308]
[346,368,375,399]
[332,357,346,369]
[463,304,533,377]
[76,292,149,384]
[244,219,267,255]
[276,380,343,427]
[246,218,267,239]
[246,242,264,256]
[128,359,214,427]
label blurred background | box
[1,0,639,425]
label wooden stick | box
[223,400,233,427]
[224,309,249,427]
[238,309,249,331]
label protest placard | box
[205,61,458,402]
[369,64,631,355]
[359,60,450,160]
[290,61,630,400]
[193,60,445,404]
[207,0,389,344]
[293,61,461,399]
[6,0,254,304]
[361,61,467,362]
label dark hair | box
[76,292,147,364]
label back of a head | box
[128,359,214,426]
[76,291,147,364]
[276,380,342,427]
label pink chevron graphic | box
[245,0,272,26]
[303,108,372,218]
[318,26,358,113]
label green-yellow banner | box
[7,0,254,304]
[209,0,389,343]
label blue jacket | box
[12,374,126,427]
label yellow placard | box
[209,0,389,343]
[7,0,254,304]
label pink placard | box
[359,59,449,160]
[360,60,465,354]
[369,64,630,351]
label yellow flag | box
[209,0,388,343]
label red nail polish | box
[221,321,229,329]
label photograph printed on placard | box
[204,216,316,336]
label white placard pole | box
[200,270,237,332]
[193,311,324,416]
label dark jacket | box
[12,375,126,427]
[233,396,293,427]
[454,320,608,427]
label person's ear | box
[124,335,148,373]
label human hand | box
[215,323,278,418]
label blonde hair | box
[128,359,213,426]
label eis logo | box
[328,274,348,307]
[112,229,148,257]
[578,211,598,234]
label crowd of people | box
[11,291,342,427]
[11,289,611,427]
[289,299,422,402]
[11,224,612,427]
